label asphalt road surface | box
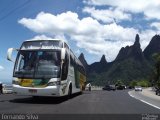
[0,90,159,114]
[129,89,160,110]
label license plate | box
[29,89,37,93]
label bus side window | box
[61,51,69,80]
[70,54,74,67]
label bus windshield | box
[14,50,61,79]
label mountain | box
[88,55,108,73]
[100,55,107,64]
[78,53,88,70]
[80,34,153,86]
[104,34,151,84]
[143,34,160,62]
[115,34,144,61]
[78,34,160,86]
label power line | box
[0,0,31,22]
[0,0,15,15]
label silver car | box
[135,86,142,91]
[2,84,13,94]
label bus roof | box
[25,39,64,42]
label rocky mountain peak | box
[115,34,144,61]
[133,34,140,48]
[79,53,84,59]
[143,34,160,60]
[87,34,158,86]
[100,55,107,64]
[78,53,88,68]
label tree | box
[137,80,151,87]
[129,80,137,87]
[115,80,124,86]
[152,53,160,88]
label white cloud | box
[0,66,4,71]
[151,22,160,31]
[75,49,81,56]
[26,35,55,40]
[83,7,132,23]
[19,11,79,35]
[18,11,156,61]
[26,34,68,43]
[140,29,159,50]
[84,0,160,20]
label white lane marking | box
[128,92,135,98]
[128,91,160,110]
[140,99,160,110]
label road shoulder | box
[128,88,160,110]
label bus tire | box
[68,84,72,99]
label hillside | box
[144,35,160,62]
[79,34,160,86]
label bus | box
[7,39,86,97]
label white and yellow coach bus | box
[7,39,86,97]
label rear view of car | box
[135,86,142,91]
[103,85,116,91]
[116,85,126,90]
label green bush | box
[129,80,151,87]
[129,80,137,87]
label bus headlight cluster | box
[47,81,61,86]
[12,80,20,85]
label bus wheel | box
[68,85,72,99]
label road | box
[0,90,159,114]
[129,88,160,110]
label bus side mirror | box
[61,48,66,60]
[7,48,17,62]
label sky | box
[0,0,160,83]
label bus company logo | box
[142,114,159,120]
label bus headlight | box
[12,80,20,85]
[47,81,61,86]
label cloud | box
[83,7,132,23]
[18,11,137,42]
[83,0,160,20]
[26,35,55,40]
[150,22,160,31]
[18,11,157,61]
[25,34,68,43]
[18,11,79,35]
[0,66,4,71]
[140,29,158,50]
[75,49,81,56]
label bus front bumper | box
[12,85,60,97]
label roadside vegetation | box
[129,80,151,88]
[151,53,160,88]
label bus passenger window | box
[61,52,69,80]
